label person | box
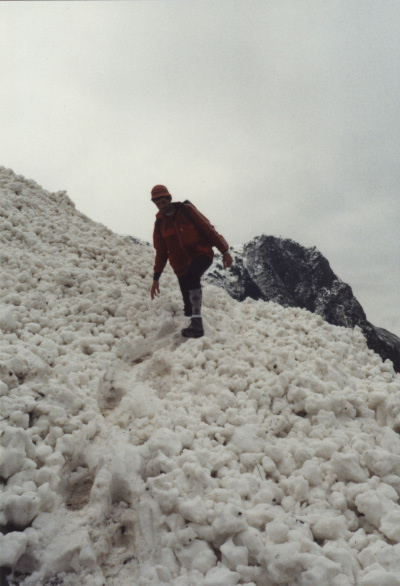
[150,185,233,338]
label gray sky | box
[1,1,399,336]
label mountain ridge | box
[205,234,400,372]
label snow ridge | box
[1,167,400,585]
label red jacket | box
[153,202,229,277]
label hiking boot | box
[181,317,204,338]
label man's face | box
[153,196,173,214]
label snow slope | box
[1,167,400,586]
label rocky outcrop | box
[206,235,400,372]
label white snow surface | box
[1,166,400,586]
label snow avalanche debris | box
[1,167,400,585]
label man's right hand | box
[151,280,160,300]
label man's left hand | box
[223,252,233,268]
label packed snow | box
[1,166,400,586]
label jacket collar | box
[156,202,181,219]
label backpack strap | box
[179,200,194,222]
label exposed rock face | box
[206,235,400,372]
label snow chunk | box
[220,537,249,569]
[355,489,400,542]
[212,503,247,538]
[0,531,28,567]
[38,338,59,365]
[331,451,368,483]
[204,563,241,586]
[0,310,19,333]
[40,525,96,577]
[179,496,208,524]
[311,514,347,540]
[174,539,217,573]
[359,568,400,586]
[2,493,40,528]
[147,428,183,457]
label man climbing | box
[150,185,233,338]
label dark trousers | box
[178,255,213,316]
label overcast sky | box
[1,1,399,336]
